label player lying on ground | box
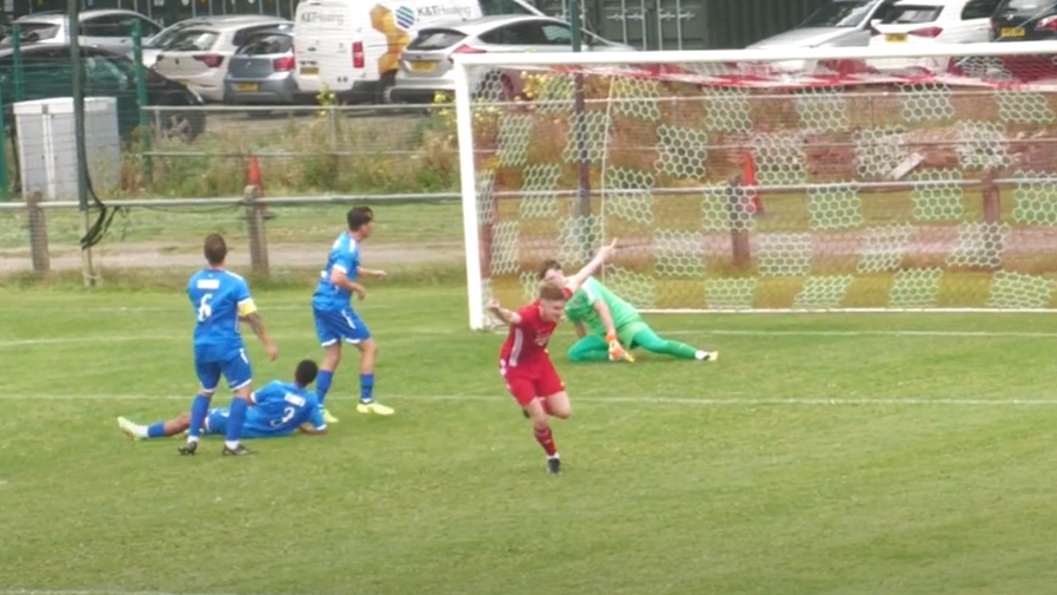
[311,206,392,423]
[539,260,718,363]
[491,239,618,476]
[118,360,327,440]
[182,233,279,457]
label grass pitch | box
[2,284,1057,595]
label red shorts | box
[499,357,565,407]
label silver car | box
[2,9,163,54]
[224,29,298,106]
[747,0,896,49]
[138,15,287,69]
[390,15,634,104]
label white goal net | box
[453,42,1057,329]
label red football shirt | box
[499,301,559,370]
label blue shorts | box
[313,306,371,347]
[203,407,230,436]
[194,349,253,393]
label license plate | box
[1001,27,1025,38]
[885,33,907,42]
[409,61,436,73]
[235,83,259,92]
[300,66,319,75]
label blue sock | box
[226,398,249,444]
[360,373,374,403]
[317,370,334,405]
[147,422,167,438]
[188,394,211,439]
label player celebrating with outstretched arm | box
[539,260,718,364]
[119,360,327,441]
[492,239,618,476]
[180,234,279,457]
[312,206,392,422]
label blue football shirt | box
[312,232,360,311]
[187,268,253,360]
[242,380,326,438]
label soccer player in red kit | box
[489,239,618,475]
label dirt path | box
[0,240,466,273]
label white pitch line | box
[3,328,1057,349]
[0,394,1054,406]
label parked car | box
[869,0,1000,69]
[136,14,291,69]
[1,9,163,54]
[293,0,545,105]
[747,0,896,49]
[0,44,206,141]
[390,15,635,104]
[152,16,290,102]
[992,0,1057,40]
[223,28,297,106]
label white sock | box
[695,350,707,360]
[225,440,240,450]
[135,425,149,438]
[549,453,560,460]
[186,435,200,443]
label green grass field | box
[2,283,1057,595]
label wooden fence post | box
[244,184,270,279]
[726,175,752,270]
[26,191,49,274]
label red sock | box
[534,424,557,457]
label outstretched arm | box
[489,298,522,326]
[357,266,387,280]
[567,238,619,293]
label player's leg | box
[313,305,343,423]
[180,357,220,455]
[118,413,192,440]
[535,362,567,475]
[220,350,255,456]
[344,311,393,416]
[625,321,717,362]
[566,334,611,363]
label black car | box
[992,0,1057,41]
[0,43,205,140]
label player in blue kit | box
[312,206,392,422]
[180,233,279,457]
[118,360,327,440]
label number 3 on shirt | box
[270,406,296,428]
[197,294,213,322]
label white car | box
[2,9,163,54]
[869,0,1001,69]
[152,15,290,103]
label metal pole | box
[132,18,153,182]
[569,0,592,258]
[11,23,22,102]
[68,0,97,286]
[0,83,9,201]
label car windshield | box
[144,22,198,49]
[799,0,876,27]
[408,29,467,50]
[882,5,942,22]
[1002,0,1057,9]
[237,33,292,55]
[0,21,60,47]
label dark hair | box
[347,206,374,231]
[538,259,562,280]
[203,234,227,266]
[538,282,567,302]
[295,359,319,387]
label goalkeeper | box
[539,260,718,363]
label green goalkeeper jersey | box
[565,277,642,335]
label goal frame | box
[453,41,1057,330]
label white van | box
[293,0,544,104]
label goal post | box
[453,41,1057,330]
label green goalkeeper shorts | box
[618,319,651,349]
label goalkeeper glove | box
[607,332,634,363]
